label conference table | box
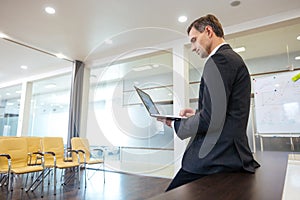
[148,151,290,200]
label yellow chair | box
[24,136,43,166]
[71,137,105,187]
[0,137,44,197]
[24,136,55,190]
[0,153,11,189]
[41,137,80,195]
[0,137,11,188]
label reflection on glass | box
[28,74,72,142]
[88,51,174,148]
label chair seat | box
[85,159,103,165]
[11,165,43,174]
[71,137,105,186]
[56,161,79,169]
[0,167,9,172]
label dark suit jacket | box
[174,44,260,174]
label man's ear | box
[205,26,214,38]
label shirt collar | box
[204,42,227,63]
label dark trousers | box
[165,168,206,192]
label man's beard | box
[197,45,208,58]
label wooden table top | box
[149,151,289,200]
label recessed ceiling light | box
[20,65,28,70]
[0,32,8,38]
[178,16,187,23]
[230,0,241,7]
[45,7,56,14]
[15,90,22,94]
[6,92,11,96]
[295,56,300,60]
[297,35,300,40]
[233,46,246,53]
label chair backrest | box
[42,137,65,161]
[0,137,28,168]
[24,136,42,165]
[71,137,91,162]
[25,136,42,153]
[0,137,10,171]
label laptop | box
[134,86,186,120]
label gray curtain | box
[67,60,84,149]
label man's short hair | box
[187,14,224,38]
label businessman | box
[161,14,260,191]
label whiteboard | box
[253,71,300,133]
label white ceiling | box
[0,0,300,86]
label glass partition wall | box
[0,84,22,136]
[0,72,72,139]
[87,50,175,175]
[0,35,73,141]
[28,74,72,141]
[89,51,173,147]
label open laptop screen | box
[135,86,160,115]
[134,86,186,120]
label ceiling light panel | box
[20,65,28,70]
[45,7,56,14]
[178,16,187,23]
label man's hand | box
[179,108,196,117]
[157,108,195,128]
[157,118,173,127]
